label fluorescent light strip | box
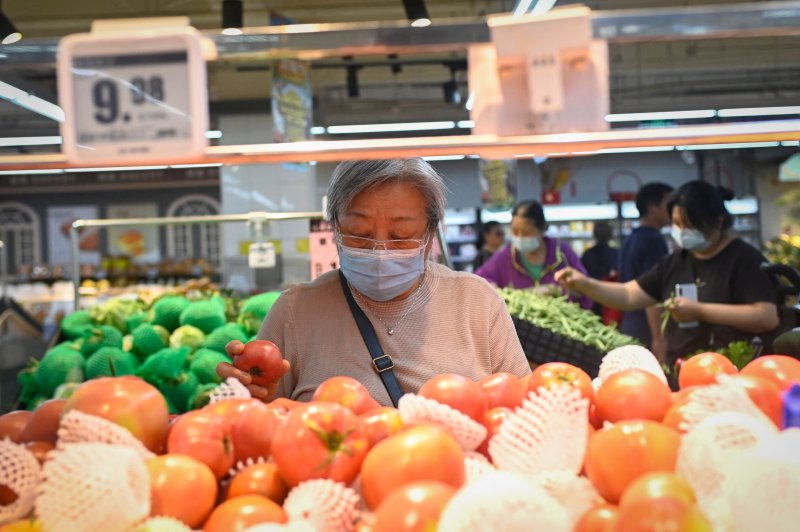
[718,106,800,118]
[205,130,223,139]
[512,0,534,17]
[309,126,326,135]
[422,155,466,161]
[781,140,800,146]
[0,136,62,147]
[67,165,169,173]
[605,110,716,122]
[678,141,780,151]
[530,0,558,16]
[596,146,675,154]
[457,120,475,129]
[326,121,456,134]
[465,91,476,112]
[169,163,223,168]
[0,169,64,175]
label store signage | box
[479,159,517,210]
[779,153,800,182]
[248,242,277,269]
[58,25,208,165]
[309,220,338,280]
[272,59,313,143]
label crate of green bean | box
[500,288,640,377]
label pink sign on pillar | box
[309,220,338,280]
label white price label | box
[58,28,208,165]
[249,242,277,269]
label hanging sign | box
[479,159,518,210]
[58,22,208,165]
[248,242,277,269]
[272,59,313,143]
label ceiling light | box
[326,121,456,134]
[457,120,474,129]
[605,110,716,122]
[310,126,326,135]
[205,130,223,139]
[66,165,169,173]
[422,155,466,161]
[0,136,62,147]
[596,146,675,154]
[0,11,21,45]
[677,141,780,151]
[717,106,800,118]
[221,28,243,36]
[403,0,430,27]
[222,0,243,31]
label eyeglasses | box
[337,234,428,251]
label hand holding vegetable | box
[216,340,291,401]
[665,297,702,324]
[554,267,587,292]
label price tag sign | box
[58,26,208,165]
[248,242,277,269]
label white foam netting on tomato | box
[677,411,777,531]
[0,439,41,526]
[209,377,252,403]
[57,409,155,461]
[464,452,496,484]
[531,470,599,527]
[130,516,193,532]
[283,479,360,532]
[35,442,150,532]
[397,394,487,451]
[597,345,667,385]
[489,386,588,477]
[243,522,315,532]
[679,374,774,434]
[437,471,570,532]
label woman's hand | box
[554,267,588,293]
[666,297,702,323]
[216,340,291,401]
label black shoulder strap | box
[338,270,405,407]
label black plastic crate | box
[512,317,604,378]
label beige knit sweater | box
[259,262,531,406]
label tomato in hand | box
[741,354,800,392]
[529,362,594,403]
[418,373,488,423]
[678,352,737,389]
[270,402,369,487]
[479,372,527,410]
[312,376,381,415]
[595,369,672,424]
[146,454,217,528]
[233,340,284,387]
[167,410,234,479]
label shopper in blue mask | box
[475,200,592,309]
[218,158,530,406]
[555,180,779,363]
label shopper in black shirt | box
[473,221,506,270]
[581,221,619,316]
[555,181,779,362]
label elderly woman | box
[219,158,530,406]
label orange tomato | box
[585,420,681,504]
[372,481,456,532]
[529,362,594,403]
[147,454,218,529]
[741,355,800,392]
[359,407,405,448]
[619,472,695,509]
[312,376,381,415]
[360,425,465,509]
[203,495,287,532]
[0,411,33,443]
[418,374,488,424]
[730,374,783,427]
[203,398,254,431]
[24,441,54,465]
[574,503,619,532]
[678,352,737,389]
[479,372,527,410]
[230,401,284,464]
[612,497,711,532]
[595,369,671,424]
[227,462,288,504]
[20,400,65,444]
[167,410,235,480]
[476,406,513,459]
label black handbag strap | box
[338,270,405,407]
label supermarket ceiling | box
[2,0,800,138]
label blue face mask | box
[511,235,541,253]
[339,244,426,301]
[671,226,708,252]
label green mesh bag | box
[150,295,191,332]
[202,322,248,354]
[125,312,148,334]
[156,371,199,415]
[179,300,226,334]
[131,323,169,358]
[189,349,231,384]
[85,346,138,379]
[80,326,124,357]
[36,348,85,397]
[136,347,191,383]
[237,291,281,336]
[60,310,94,340]
[169,325,206,352]
[186,383,218,411]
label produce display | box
[2,342,799,531]
[16,289,281,415]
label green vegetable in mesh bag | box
[80,325,124,357]
[237,291,281,336]
[36,348,85,397]
[132,323,169,358]
[137,347,191,383]
[202,323,248,354]
[190,348,232,384]
[55,339,82,352]
[179,300,226,335]
[169,325,206,351]
[158,372,198,415]
[53,382,82,400]
[150,295,191,332]
[125,312,148,334]
[85,346,138,379]
[17,361,40,408]
[60,310,94,340]
[90,297,146,334]
[186,383,218,411]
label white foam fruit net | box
[57,410,155,461]
[398,394,487,451]
[531,470,599,527]
[35,442,150,532]
[437,471,570,532]
[679,374,774,434]
[0,439,41,526]
[243,522,316,532]
[464,452,496,485]
[677,411,777,530]
[283,479,360,532]
[489,386,588,476]
[209,377,252,403]
[597,345,667,385]
[131,516,193,532]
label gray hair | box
[326,158,448,231]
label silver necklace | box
[352,278,425,336]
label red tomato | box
[619,472,695,509]
[671,386,697,404]
[62,376,169,453]
[361,425,465,509]
[476,406,513,459]
[271,402,369,487]
[167,410,234,479]
[574,503,619,532]
[232,340,284,387]
[418,373,488,423]
[203,495,287,532]
[585,420,681,504]
[612,497,712,532]
[269,397,303,411]
[741,355,800,392]
[595,369,672,424]
[589,402,603,430]
[312,376,381,415]
[678,352,737,389]
[0,484,17,505]
[24,441,54,464]
[479,372,527,410]
[19,400,64,445]
[372,481,457,532]
[661,402,691,434]
[147,454,218,528]
[203,398,254,431]
[230,401,284,464]
[359,407,405,448]
[529,362,594,403]
[729,374,783,427]
[0,411,33,443]
[227,462,288,504]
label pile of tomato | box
[1,351,799,532]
